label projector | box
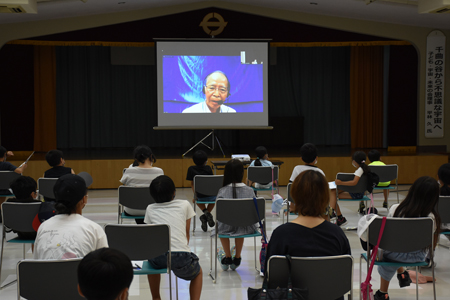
[0,0,37,13]
[231,154,251,162]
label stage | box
[6,146,448,189]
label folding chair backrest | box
[438,196,450,224]
[247,166,279,183]
[216,198,265,227]
[369,165,398,182]
[368,217,433,252]
[105,224,170,260]
[38,178,58,199]
[287,182,293,203]
[1,202,41,233]
[0,171,21,190]
[336,173,368,194]
[118,186,155,210]
[17,258,83,300]
[267,255,353,300]
[194,175,224,197]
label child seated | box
[34,174,108,259]
[248,146,273,189]
[44,149,75,202]
[368,149,390,208]
[186,150,215,232]
[217,159,258,270]
[144,175,202,300]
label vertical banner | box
[425,30,445,138]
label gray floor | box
[1,186,449,300]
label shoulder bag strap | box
[364,216,387,283]
[253,197,268,244]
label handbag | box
[361,216,387,300]
[247,255,308,300]
[253,197,268,274]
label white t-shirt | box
[182,101,236,113]
[388,203,436,231]
[144,199,196,252]
[34,214,108,260]
[120,167,164,215]
[290,165,325,182]
[354,167,364,178]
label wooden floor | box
[7,151,448,189]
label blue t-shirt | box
[0,161,17,171]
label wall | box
[0,1,449,149]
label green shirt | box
[369,161,390,186]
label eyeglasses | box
[205,85,228,94]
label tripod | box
[182,129,225,157]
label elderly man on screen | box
[182,71,237,113]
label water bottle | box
[271,194,284,213]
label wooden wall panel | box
[7,154,447,189]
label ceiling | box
[0,0,449,30]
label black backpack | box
[365,172,380,194]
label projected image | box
[163,56,263,113]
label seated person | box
[186,150,215,232]
[248,146,274,189]
[34,174,108,259]
[0,146,27,219]
[266,170,351,300]
[78,248,133,300]
[44,149,75,201]
[120,145,163,218]
[6,176,41,240]
[145,175,202,300]
[368,149,390,208]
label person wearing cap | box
[33,174,108,260]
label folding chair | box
[369,164,399,205]
[17,258,83,300]
[336,173,370,212]
[105,224,176,300]
[247,166,279,196]
[0,202,41,289]
[37,177,58,200]
[437,196,450,248]
[267,255,353,300]
[210,197,265,283]
[360,217,435,300]
[118,186,155,224]
[0,171,21,197]
[283,182,297,223]
[192,175,223,234]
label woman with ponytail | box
[34,174,108,259]
[332,151,372,227]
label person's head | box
[45,149,65,167]
[78,248,133,300]
[223,159,244,187]
[368,149,381,162]
[133,145,156,165]
[438,163,450,196]
[193,150,208,166]
[300,143,318,165]
[53,174,88,215]
[203,71,230,113]
[254,146,268,166]
[149,175,176,203]
[352,151,370,174]
[0,146,7,160]
[290,170,329,217]
[10,176,37,200]
[394,176,441,226]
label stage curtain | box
[350,46,384,148]
[34,45,57,151]
[269,47,351,145]
[55,46,351,149]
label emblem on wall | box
[199,13,228,37]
